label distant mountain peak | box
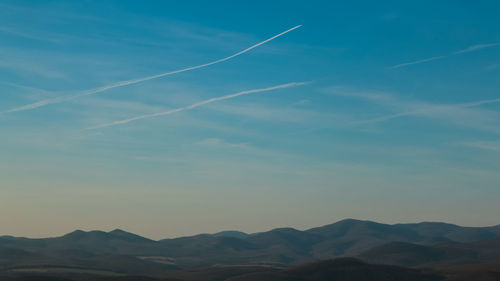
[62,229,88,237]
[212,230,249,239]
[109,228,129,234]
[60,229,110,241]
[107,229,154,242]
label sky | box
[1,0,500,240]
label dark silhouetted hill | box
[437,261,500,281]
[358,239,500,267]
[225,258,443,281]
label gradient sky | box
[1,0,500,240]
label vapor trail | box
[389,55,447,69]
[5,25,302,113]
[358,97,500,124]
[389,42,500,69]
[86,82,309,130]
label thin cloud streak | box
[452,43,500,55]
[5,25,302,114]
[329,88,500,131]
[86,82,309,130]
[389,42,500,69]
[389,55,446,69]
[462,141,500,152]
[357,97,500,124]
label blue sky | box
[1,0,500,239]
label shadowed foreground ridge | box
[226,258,443,281]
[0,258,444,281]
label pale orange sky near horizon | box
[2,182,498,240]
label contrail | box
[389,55,447,69]
[86,82,309,130]
[389,42,500,69]
[5,25,302,113]
[358,97,500,124]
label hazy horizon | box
[1,1,500,240]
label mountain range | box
[1,218,500,271]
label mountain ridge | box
[1,219,500,269]
[4,219,500,242]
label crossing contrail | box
[86,82,309,130]
[5,25,302,114]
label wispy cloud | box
[4,25,302,114]
[0,58,66,79]
[461,141,500,152]
[0,25,62,43]
[196,138,251,150]
[205,102,323,124]
[485,63,500,71]
[86,82,309,130]
[389,42,500,69]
